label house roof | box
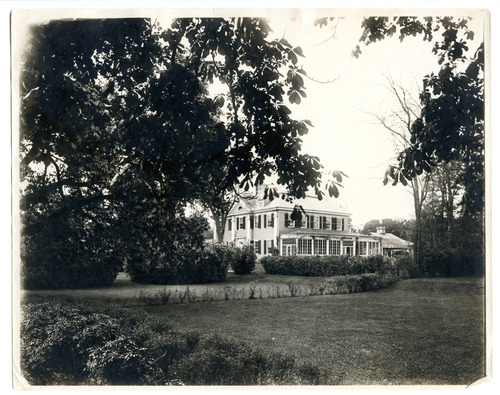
[280,228,381,240]
[229,194,351,216]
[281,228,355,237]
[368,232,413,249]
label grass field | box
[21,276,486,386]
[141,278,485,385]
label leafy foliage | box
[124,214,229,285]
[229,244,257,275]
[21,299,324,385]
[260,255,410,277]
[19,17,342,288]
[353,16,484,221]
[343,16,485,276]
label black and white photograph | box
[8,2,495,391]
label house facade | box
[223,186,383,258]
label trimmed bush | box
[260,255,400,277]
[127,247,228,285]
[125,215,229,285]
[230,245,257,275]
[21,300,324,386]
[21,213,122,290]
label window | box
[368,241,379,255]
[249,216,254,229]
[298,239,312,255]
[314,239,327,255]
[267,213,274,228]
[255,215,261,229]
[285,213,295,228]
[314,216,320,229]
[332,217,337,230]
[227,219,232,231]
[357,241,367,256]
[329,240,341,255]
[254,240,261,254]
[239,217,246,230]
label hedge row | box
[261,254,411,278]
[126,245,230,285]
[21,300,323,385]
[318,273,400,294]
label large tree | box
[353,16,484,221]
[355,16,485,275]
[19,17,340,288]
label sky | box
[262,12,485,228]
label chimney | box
[376,226,386,234]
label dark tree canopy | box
[19,17,340,288]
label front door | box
[343,246,353,255]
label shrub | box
[127,247,228,285]
[20,301,123,385]
[21,300,325,386]
[230,245,257,275]
[260,255,398,277]
[21,212,122,290]
[86,336,163,385]
[125,215,229,285]
[174,334,322,385]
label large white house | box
[223,185,388,258]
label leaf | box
[288,90,301,104]
[288,51,298,65]
[328,184,339,198]
[293,46,305,57]
[279,38,292,48]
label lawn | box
[21,276,486,386]
[141,278,485,385]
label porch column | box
[246,214,251,242]
[231,216,235,242]
[274,210,279,240]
